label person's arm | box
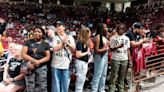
[3,63,9,82]
[126,32,142,47]
[3,63,13,84]
[110,36,123,52]
[53,41,64,52]
[12,74,25,82]
[128,48,131,61]
[95,35,108,54]
[110,44,124,52]
[76,50,89,58]
[65,43,76,52]
[52,36,65,52]
[126,32,148,47]
[65,41,76,52]
[21,46,36,63]
[76,42,90,58]
[64,35,76,52]
[130,41,141,47]
[33,43,51,67]
[36,50,50,66]
[131,36,149,47]
[4,61,25,82]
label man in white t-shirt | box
[109,23,131,92]
[51,21,76,92]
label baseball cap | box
[56,21,65,26]
[132,22,143,29]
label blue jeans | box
[91,52,108,92]
[51,67,70,92]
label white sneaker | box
[150,72,155,76]
[146,71,150,78]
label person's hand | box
[143,38,149,42]
[50,48,53,51]
[28,63,35,70]
[8,78,14,83]
[20,66,28,74]
[62,36,68,45]
[104,44,109,51]
[3,77,10,84]
[31,60,41,67]
[4,77,13,84]
[87,48,90,54]
[117,44,124,48]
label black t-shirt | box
[126,30,141,42]
[24,39,50,66]
[126,30,142,53]
[76,41,89,62]
[8,58,23,78]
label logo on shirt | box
[9,62,21,71]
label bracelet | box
[31,59,35,62]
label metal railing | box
[132,44,164,92]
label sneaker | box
[153,71,157,75]
[146,71,150,78]
[150,71,155,76]
[124,79,130,89]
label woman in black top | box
[75,27,91,92]
[21,26,50,92]
[0,45,25,92]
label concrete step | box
[141,75,164,91]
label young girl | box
[0,45,25,92]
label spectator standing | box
[75,27,91,92]
[109,23,131,92]
[45,26,55,92]
[21,26,50,92]
[125,22,148,74]
[126,22,148,48]
[51,21,76,92]
[91,23,109,92]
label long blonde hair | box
[78,27,90,46]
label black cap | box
[56,21,65,26]
[132,22,143,29]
